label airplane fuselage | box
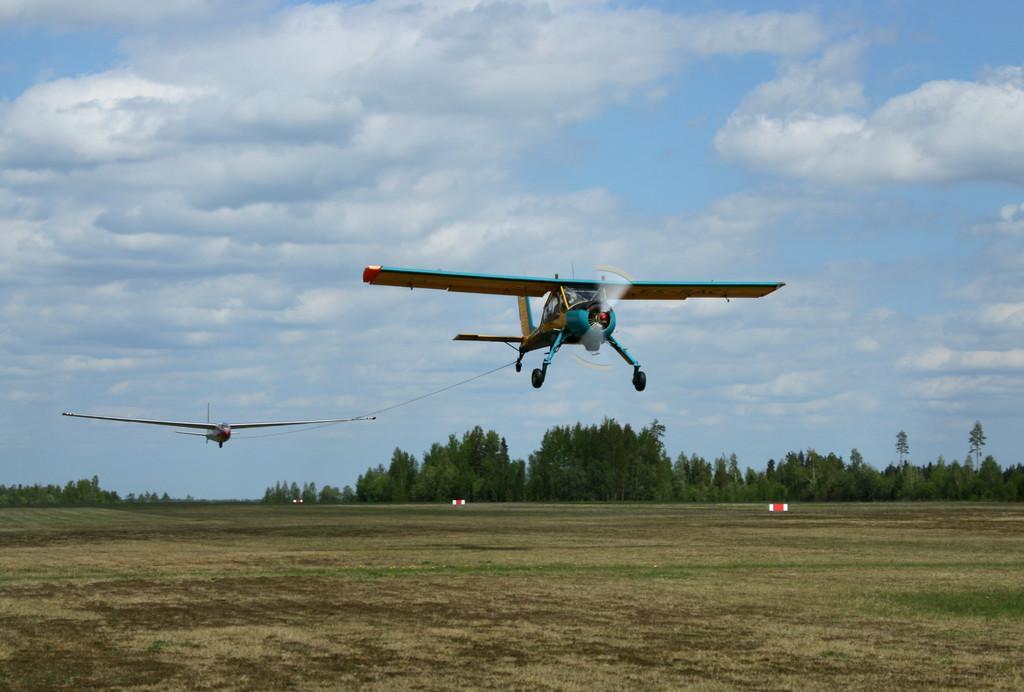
[207,424,231,446]
[522,287,616,354]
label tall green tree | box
[969,421,987,468]
[301,482,318,504]
[415,442,459,501]
[896,430,909,465]
[387,448,418,502]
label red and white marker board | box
[768,503,788,512]
[451,499,466,506]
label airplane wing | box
[364,266,558,297]
[230,416,374,430]
[616,281,784,300]
[363,266,783,299]
[62,412,217,430]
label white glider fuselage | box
[211,425,231,445]
[200,424,231,446]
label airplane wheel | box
[633,370,646,392]
[515,362,523,373]
[531,368,545,388]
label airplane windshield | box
[563,287,599,308]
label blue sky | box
[2,0,1022,498]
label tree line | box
[329,419,1024,503]
[0,476,194,507]
[0,476,120,506]
[262,480,353,504]
[3,420,1020,506]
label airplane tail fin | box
[517,296,534,338]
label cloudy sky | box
[2,0,1022,498]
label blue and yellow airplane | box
[363,266,784,390]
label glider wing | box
[62,412,373,430]
[229,416,374,430]
[62,412,217,430]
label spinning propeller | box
[574,265,633,366]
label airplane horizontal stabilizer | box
[454,334,524,343]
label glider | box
[363,265,783,390]
[62,409,374,447]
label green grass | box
[146,640,171,654]
[886,588,1024,619]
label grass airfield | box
[0,503,1022,690]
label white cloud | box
[853,336,880,353]
[907,374,1024,400]
[735,389,879,419]
[0,0,262,28]
[676,11,825,56]
[899,347,1024,371]
[279,288,351,324]
[974,202,1024,235]
[978,303,1024,329]
[716,60,1024,185]
[1,4,826,178]
[734,40,867,115]
[690,192,806,235]
[0,72,196,167]
[60,355,140,372]
[725,370,828,401]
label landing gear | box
[528,333,565,389]
[515,346,526,373]
[521,331,646,391]
[607,334,645,392]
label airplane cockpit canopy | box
[563,287,600,308]
[543,287,604,324]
